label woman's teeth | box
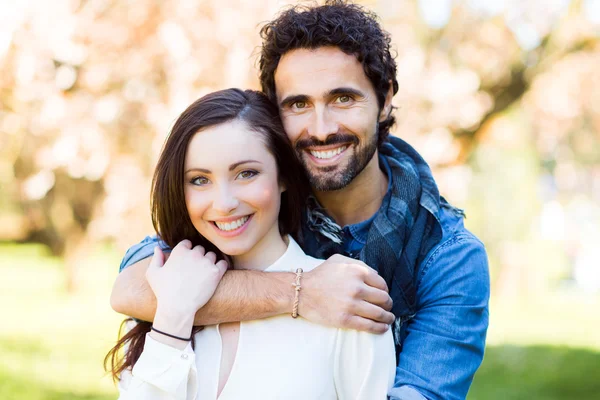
[309,146,347,159]
[215,216,249,231]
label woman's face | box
[183,119,284,258]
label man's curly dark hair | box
[259,0,398,147]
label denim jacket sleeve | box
[388,233,490,400]
[119,235,172,273]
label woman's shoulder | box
[296,253,324,273]
[333,327,395,372]
[286,236,325,273]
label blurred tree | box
[1,0,598,294]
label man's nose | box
[213,185,239,214]
[308,106,338,142]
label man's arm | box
[388,234,490,400]
[111,257,294,325]
[111,245,395,332]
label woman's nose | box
[212,185,239,214]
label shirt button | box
[181,353,188,360]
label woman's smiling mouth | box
[211,214,254,237]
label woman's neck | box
[231,225,288,271]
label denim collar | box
[344,156,393,246]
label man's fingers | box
[362,269,388,292]
[344,315,390,334]
[361,286,393,312]
[353,300,395,325]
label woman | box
[106,89,395,399]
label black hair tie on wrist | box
[151,326,193,341]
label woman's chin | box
[213,241,252,258]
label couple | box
[107,1,490,399]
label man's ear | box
[379,81,394,122]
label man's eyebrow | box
[184,160,261,174]
[327,87,366,98]
[279,94,309,108]
[279,88,366,107]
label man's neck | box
[314,152,388,227]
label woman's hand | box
[146,240,228,318]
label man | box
[111,1,490,399]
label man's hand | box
[300,254,394,334]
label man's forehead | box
[274,46,370,99]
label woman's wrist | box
[150,304,196,350]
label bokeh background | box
[1,0,599,399]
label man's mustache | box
[295,134,358,150]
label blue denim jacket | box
[348,202,489,400]
[297,137,489,400]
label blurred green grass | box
[1,242,599,400]
[0,243,121,400]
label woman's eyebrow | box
[184,167,211,174]
[185,160,261,174]
[229,160,261,171]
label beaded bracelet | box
[291,268,303,318]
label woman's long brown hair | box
[105,88,309,381]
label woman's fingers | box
[192,244,206,256]
[204,251,217,264]
[216,259,229,276]
[175,239,192,250]
[149,246,165,269]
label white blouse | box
[118,237,396,400]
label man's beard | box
[294,127,379,192]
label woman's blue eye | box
[191,176,210,186]
[238,170,258,179]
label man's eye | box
[190,176,210,186]
[336,95,351,103]
[292,101,307,109]
[237,170,258,180]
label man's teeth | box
[309,146,347,159]
[215,216,249,231]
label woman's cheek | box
[252,181,281,211]
[185,189,209,220]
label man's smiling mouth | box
[309,145,348,160]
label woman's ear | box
[279,182,287,194]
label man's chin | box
[299,153,358,191]
[306,170,353,192]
